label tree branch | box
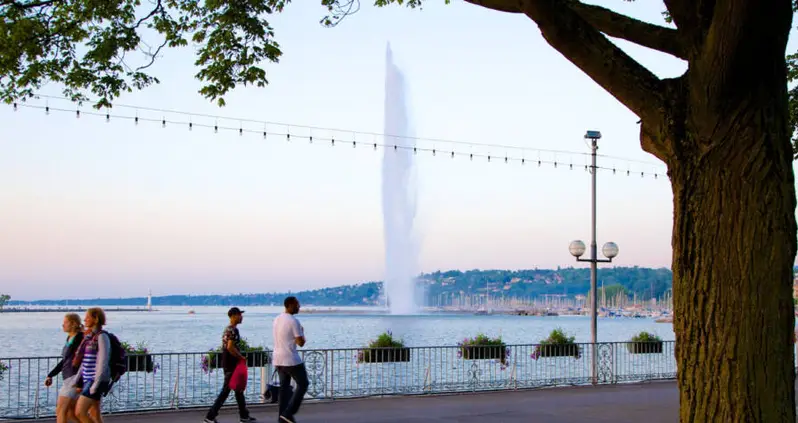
[521,0,664,120]
[462,0,522,14]
[566,1,686,59]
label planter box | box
[535,344,580,358]
[206,351,270,370]
[126,354,154,373]
[358,347,411,363]
[626,341,663,354]
[460,345,508,363]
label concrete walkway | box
[33,381,679,423]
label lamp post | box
[569,130,619,384]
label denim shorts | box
[80,380,110,401]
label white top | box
[272,313,304,366]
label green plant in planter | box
[201,338,270,373]
[120,341,158,373]
[358,330,410,363]
[627,331,664,354]
[458,334,510,365]
[0,361,8,381]
[531,328,580,360]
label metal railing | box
[0,342,677,419]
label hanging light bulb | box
[262,131,267,139]
[214,121,218,133]
[45,106,50,115]
[414,147,417,154]
[76,110,80,118]
[433,149,436,156]
[162,118,166,128]
[521,158,525,165]
[505,156,508,163]
[135,116,139,125]
[554,162,558,168]
[331,138,335,146]
[286,133,290,141]
[538,160,541,167]
[451,151,455,159]
[309,136,313,143]
[189,122,193,131]
[373,143,377,150]
[239,127,243,136]
[470,154,473,161]
[352,141,356,148]
[12,103,17,111]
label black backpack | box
[101,331,127,382]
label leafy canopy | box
[1,0,796,151]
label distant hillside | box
[9,267,672,307]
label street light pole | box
[590,133,598,348]
[568,130,619,385]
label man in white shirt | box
[272,296,308,423]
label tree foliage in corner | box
[0,0,286,107]
[1,1,796,422]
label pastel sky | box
[1,1,796,300]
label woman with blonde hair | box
[72,308,111,423]
[44,313,84,423]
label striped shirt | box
[81,350,98,380]
[80,331,110,384]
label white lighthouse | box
[147,289,152,312]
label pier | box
[0,307,154,313]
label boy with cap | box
[203,307,257,423]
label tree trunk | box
[670,87,797,421]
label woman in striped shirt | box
[73,308,111,423]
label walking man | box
[204,307,257,423]
[273,296,309,423]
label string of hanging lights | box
[8,94,668,180]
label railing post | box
[33,380,40,419]
[260,366,267,403]
[171,361,180,410]
[329,350,334,400]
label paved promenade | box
[32,381,679,423]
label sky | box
[0,1,795,300]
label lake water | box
[0,306,675,358]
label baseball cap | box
[227,307,245,317]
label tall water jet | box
[381,43,419,315]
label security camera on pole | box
[568,130,619,385]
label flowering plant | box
[121,341,149,354]
[121,341,159,373]
[457,334,510,367]
[530,328,580,360]
[0,361,8,381]
[200,338,267,373]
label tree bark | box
[459,1,798,419]
[668,46,797,422]
[670,111,797,422]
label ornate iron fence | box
[0,342,678,419]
